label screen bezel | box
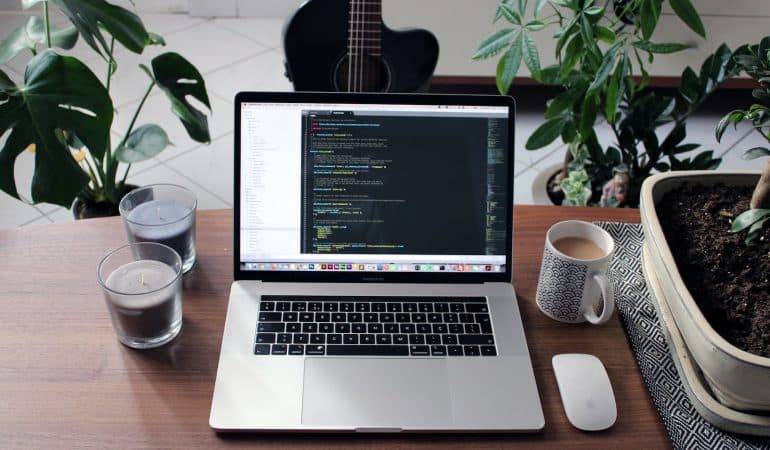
[233,91,515,283]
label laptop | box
[210,92,544,432]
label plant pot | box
[71,184,140,220]
[531,164,562,205]
[639,170,770,412]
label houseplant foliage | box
[474,0,733,207]
[717,37,770,243]
[0,0,211,215]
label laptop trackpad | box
[302,358,452,428]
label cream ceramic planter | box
[639,170,770,412]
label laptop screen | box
[234,93,514,282]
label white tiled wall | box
[0,12,762,229]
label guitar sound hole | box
[334,54,391,92]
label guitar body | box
[283,0,439,92]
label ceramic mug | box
[535,220,615,324]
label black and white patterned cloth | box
[595,222,770,450]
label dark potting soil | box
[658,184,770,358]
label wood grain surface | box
[0,206,669,449]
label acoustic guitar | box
[283,0,439,93]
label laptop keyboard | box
[253,296,497,357]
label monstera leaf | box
[24,0,149,56]
[0,16,77,65]
[149,52,211,143]
[0,50,112,206]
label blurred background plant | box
[474,0,740,207]
[0,0,211,218]
[718,36,770,243]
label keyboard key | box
[464,345,481,356]
[410,345,430,356]
[259,312,282,322]
[271,344,288,355]
[435,303,449,312]
[348,313,362,322]
[372,303,386,312]
[380,313,394,322]
[481,346,497,356]
[328,334,343,344]
[393,334,408,345]
[459,313,475,323]
[283,312,298,322]
[277,333,292,344]
[459,335,495,345]
[310,334,325,344]
[286,322,301,333]
[404,303,418,312]
[412,313,427,323]
[306,345,325,356]
[327,345,409,356]
[344,334,358,344]
[419,303,434,312]
[254,344,270,355]
[450,304,465,313]
[444,313,459,323]
[340,303,354,312]
[477,314,493,333]
[377,334,392,344]
[396,313,410,323]
[465,324,481,334]
[427,334,442,345]
[293,334,309,344]
[360,334,375,344]
[433,324,448,334]
[427,313,442,323]
[316,312,330,322]
[276,302,291,312]
[335,323,351,334]
[387,303,402,312]
[448,345,463,356]
[355,303,370,312]
[384,323,399,334]
[309,302,322,311]
[417,324,431,334]
[409,334,425,345]
[332,313,346,322]
[442,335,458,345]
[367,323,383,333]
[352,323,366,333]
[256,333,276,344]
[400,324,416,334]
[302,323,318,333]
[449,324,464,334]
[291,302,307,312]
[319,323,333,333]
[258,322,284,333]
[299,312,313,322]
[289,345,304,355]
[323,302,338,312]
[259,301,275,311]
[466,304,489,313]
[364,313,378,322]
[430,345,447,356]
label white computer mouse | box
[552,353,617,431]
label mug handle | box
[583,272,614,325]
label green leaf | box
[526,117,567,149]
[679,66,700,104]
[669,0,705,38]
[525,20,546,31]
[496,35,523,94]
[151,52,211,143]
[587,42,621,95]
[731,208,770,232]
[551,0,574,8]
[578,93,598,137]
[0,17,78,65]
[521,32,541,79]
[115,124,172,163]
[605,70,620,123]
[545,81,587,119]
[742,147,770,160]
[640,0,661,40]
[584,6,604,17]
[595,26,615,45]
[50,0,150,56]
[473,28,516,60]
[499,4,522,25]
[0,50,112,206]
[534,0,548,16]
[632,41,690,54]
[559,36,582,79]
[715,110,746,142]
[493,0,515,22]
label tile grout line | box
[207,18,283,51]
[159,159,233,208]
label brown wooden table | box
[0,205,668,448]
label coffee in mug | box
[552,237,606,260]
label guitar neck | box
[348,0,382,56]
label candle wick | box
[156,207,164,221]
[140,273,146,286]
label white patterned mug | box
[535,220,615,324]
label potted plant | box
[0,0,211,219]
[639,37,770,413]
[474,0,733,207]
